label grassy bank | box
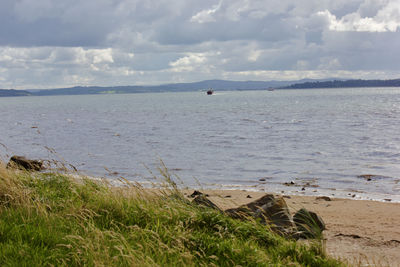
[0,162,343,266]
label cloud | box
[319,1,400,32]
[0,0,399,89]
[191,1,222,23]
[169,53,209,72]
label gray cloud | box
[0,0,399,89]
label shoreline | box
[182,184,400,203]
[181,189,400,266]
[111,175,400,203]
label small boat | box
[206,89,214,95]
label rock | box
[192,195,222,212]
[357,174,389,181]
[189,190,203,198]
[316,196,331,201]
[7,156,43,171]
[225,194,295,235]
[284,181,295,186]
[293,208,325,239]
[246,195,252,198]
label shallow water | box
[1,88,400,201]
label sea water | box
[1,88,400,201]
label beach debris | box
[6,155,44,171]
[192,195,222,212]
[334,233,361,239]
[384,199,392,202]
[246,195,252,198]
[224,195,232,198]
[301,187,306,191]
[316,196,331,201]
[293,208,325,239]
[225,194,295,236]
[304,182,319,188]
[284,181,296,186]
[259,178,266,182]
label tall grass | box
[0,161,343,266]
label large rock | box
[293,208,325,239]
[7,156,43,171]
[192,195,222,212]
[225,194,295,235]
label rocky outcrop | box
[189,190,209,198]
[6,156,43,171]
[293,208,325,239]
[192,195,222,212]
[189,191,325,239]
[225,194,296,236]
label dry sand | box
[183,189,400,267]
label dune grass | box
[0,161,344,266]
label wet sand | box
[183,189,400,266]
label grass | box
[0,161,344,266]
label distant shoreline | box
[1,78,400,97]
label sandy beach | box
[182,189,400,266]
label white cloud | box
[169,53,208,72]
[319,1,400,32]
[191,1,222,23]
[318,57,342,70]
[248,50,262,62]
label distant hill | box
[2,78,400,97]
[28,79,344,96]
[281,79,400,89]
[29,79,296,96]
[0,89,32,97]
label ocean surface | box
[1,88,400,201]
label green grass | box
[0,162,344,266]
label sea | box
[1,87,400,202]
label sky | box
[1,0,400,89]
